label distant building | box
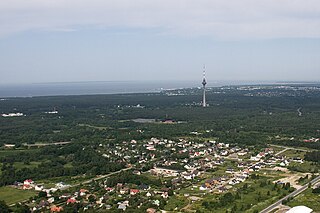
[162,119,176,124]
[1,112,24,117]
[3,144,15,148]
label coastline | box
[0,80,319,98]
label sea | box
[0,80,275,98]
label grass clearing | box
[288,161,319,173]
[164,195,189,211]
[191,175,292,213]
[37,174,96,188]
[281,149,306,159]
[0,161,41,175]
[63,162,74,168]
[0,149,38,157]
[14,161,41,170]
[0,186,36,205]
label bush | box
[312,187,320,194]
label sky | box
[0,0,320,84]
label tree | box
[243,183,248,189]
[231,205,237,213]
[15,204,31,213]
[312,187,320,194]
[273,183,277,191]
[220,193,234,206]
[0,200,11,213]
[235,192,240,199]
[38,191,47,198]
[257,191,262,201]
[284,182,290,190]
[168,189,174,196]
[88,195,96,203]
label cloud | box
[0,0,320,39]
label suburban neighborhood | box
[2,136,319,212]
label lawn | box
[0,186,36,205]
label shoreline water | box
[0,80,318,98]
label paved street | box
[269,144,312,153]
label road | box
[23,141,71,147]
[260,175,320,213]
[65,167,132,189]
[275,148,289,156]
[269,144,311,153]
[297,108,302,117]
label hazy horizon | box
[1,80,320,98]
[2,79,320,87]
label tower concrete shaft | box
[202,66,207,107]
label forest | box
[0,85,320,186]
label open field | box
[288,161,319,173]
[0,149,38,157]
[0,186,36,205]
[287,188,320,211]
[274,173,306,189]
[37,174,95,188]
[281,149,307,159]
[14,161,41,170]
[169,171,293,213]
[0,161,41,176]
[165,195,189,211]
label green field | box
[0,149,38,157]
[287,189,320,211]
[164,195,189,211]
[282,149,307,159]
[63,162,74,168]
[189,174,292,213]
[0,161,41,175]
[0,186,36,205]
[14,161,41,169]
[288,161,319,173]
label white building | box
[286,206,313,213]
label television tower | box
[202,65,207,107]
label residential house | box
[50,205,63,212]
[130,189,140,195]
